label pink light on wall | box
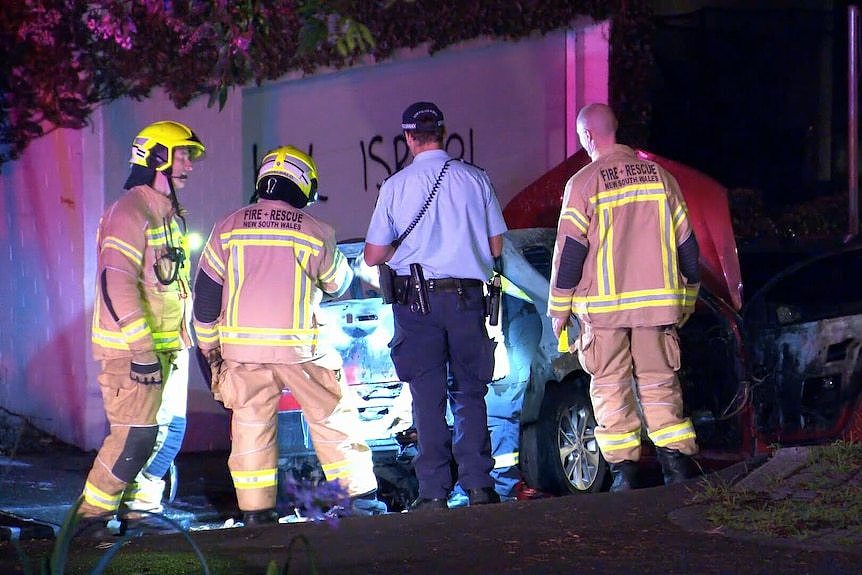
[566,21,610,157]
[0,127,94,448]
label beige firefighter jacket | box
[549,145,699,328]
[91,185,192,359]
[193,199,352,364]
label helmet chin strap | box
[165,167,187,232]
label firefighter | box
[548,103,701,491]
[78,121,205,535]
[192,145,386,525]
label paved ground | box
[1,445,860,574]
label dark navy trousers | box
[390,284,496,499]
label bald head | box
[576,103,618,159]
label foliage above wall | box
[0,0,652,170]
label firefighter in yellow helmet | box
[193,145,386,525]
[77,121,205,537]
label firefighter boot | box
[241,508,280,527]
[656,447,696,485]
[609,461,640,492]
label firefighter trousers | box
[78,351,180,518]
[219,359,377,512]
[576,324,698,464]
[122,348,189,514]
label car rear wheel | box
[520,377,608,495]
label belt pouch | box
[378,263,396,304]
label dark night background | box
[648,1,852,213]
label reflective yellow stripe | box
[92,326,130,350]
[319,250,346,284]
[83,481,121,512]
[573,287,694,314]
[500,276,532,302]
[195,323,219,345]
[596,428,641,453]
[560,208,588,234]
[648,419,696,447]
[596,205,615,295]
[549,293,573,314]
[659,195,672,289]
[231,468,278,490]
[221,231,321,330]
[102,236,143,266]
[588,184,683,304]
[202,243,225,277]
[120,318,150,343]
[220,326,317,347]
[322,459,351,480]
[494,451,519,469]
[92,326,180,350]
[295,249,312,328]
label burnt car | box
[277,150,862,502]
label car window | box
[520,245,553,280]
[751,246,862,325]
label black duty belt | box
[394,276,483,293]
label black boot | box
[609,461,640,492]
[241,508,279,526]
[656,447,696,485]
[467,487,501,506]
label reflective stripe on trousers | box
[584,325,698,464]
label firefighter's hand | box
[677,309,694,329]
[204,348,223,369]
[551,316,568,340]
[130,353,162,385]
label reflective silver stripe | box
[648,419,696,447]
[494,451,519,469]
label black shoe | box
[656,447,697,485]
[467,487,501,506]
[609,460,640,492]
[241,508,280,526]
[408,497,448,512]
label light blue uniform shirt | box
[366,149,507,281]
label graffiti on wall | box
[360,129,475,192]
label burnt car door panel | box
[745,245,862,441]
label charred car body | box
[277,149,862,504]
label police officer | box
[364,101,508,510]
[193,146,385,525]
[78,121,205,536]
[548,103,701,491]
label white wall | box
[0,23,608,451]
[0,125,97,447]
[243,30,590,241]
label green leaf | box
[218,85,228,111]
[298,18,327,55]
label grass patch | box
[63,551,239,575]
[693,441,862,542]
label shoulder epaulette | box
[454,158,486,172]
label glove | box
[199,347,226,400]
[205,348,223,370]
[130,353,162,385]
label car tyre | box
[520,377,608,495]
